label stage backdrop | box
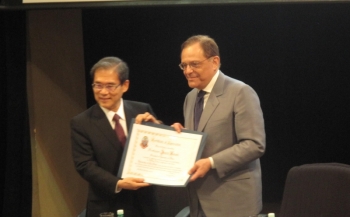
[4,2,349,216]
[26,9,88,217]
[81,2,350,203]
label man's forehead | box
[181,44,205,59]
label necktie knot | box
[197,90,206,99]
[113,114,120,122]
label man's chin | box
[188,81,199,89]
[99,102,111,109]
[98,99,110,104]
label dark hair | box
[181,35,220,58]
[90,56,129,84]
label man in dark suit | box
[171,35,266,217]
[71,57,161,217]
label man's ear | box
[122,80,130,93]
[212,56,221,71]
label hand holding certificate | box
[117,119,207,186]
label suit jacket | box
[71,100,158,217]
[184,71,266,217]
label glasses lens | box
[107,85,116,92]
[93,84,117,91]
[92,84,101,89]
[190,62,200,68]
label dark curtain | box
[82,3,350,203]
[0,11,32,217]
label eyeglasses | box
[92,83,121,92]
[179,57,213,70]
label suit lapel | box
[124,100,135,131]
[197,71,225,131]
[186,90,197,130]
[90,104,121,150]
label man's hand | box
[171,122,184,133]
[135,112,161,124]
[117,177,150,190]
[188,158,211,182]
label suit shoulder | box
[124,100,151,108]
[124,100,156,118]
[224,74,257,91]
[224,75,246,87]
[71,104,97,122]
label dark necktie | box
[113,114,126,147]
[194,90,206,131]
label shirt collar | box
[99,98,126,121]
[201,70,220,93]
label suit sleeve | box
[212,85,266,178]
[71,118,119,196]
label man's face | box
[93,68,129,112]
[180,42,219,89]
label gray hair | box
[181,35,220,58]
[90,56,129,84]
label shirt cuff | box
[115,181,122,193]
[209,157,215,169]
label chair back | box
[279,163,350,217]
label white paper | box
[120,123,204,186]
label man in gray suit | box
[172,35,266,217]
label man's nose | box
[183,65,193,73]
[100,86,109,94]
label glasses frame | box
[92,83,121,92]
[179,56,213,70]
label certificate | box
[117,119,207,186]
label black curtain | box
[82,3,350,203]
[0,11,32,217]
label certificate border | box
[117,118,207,187]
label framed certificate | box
[117,119,207,186]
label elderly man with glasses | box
[175,35,266,217]
[145,35,266,217]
